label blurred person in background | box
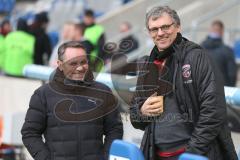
[30,11,52,65]
[21,41,123,160]
[3,18,35,77]
[118,21,139,54]
[49,22,94,68]
[83,9,106,72]
[201,20,237,87]
[72,23,94,60]
[0,28,4,71]
[110,22,139,74]
[0,19,12,72]
[0,19,12,37]
[49,21,76,67]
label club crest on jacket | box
[182,64,191,78]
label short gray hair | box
[145,6,180,29]
[58,41,86,61]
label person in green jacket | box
[3,18,35,77]
[83,9,106,72]
[0,34,5,71]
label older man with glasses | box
[130,6,237,160]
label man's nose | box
[157,28,165,36]
[76,65,84,71]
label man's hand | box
[140,92,163,116]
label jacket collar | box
[149,33,182,62]
[51,68,94,91]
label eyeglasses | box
[148,22,175,34]
[62,59,89,68]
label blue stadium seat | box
[234,40,240,59]
[109,140,144,160]
[179,153,208,160]
[0,0,15,13]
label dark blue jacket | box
[201,37,237,86]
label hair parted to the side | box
[145,6,180,29]
[58,41,86,61]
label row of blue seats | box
[0,0,15,13]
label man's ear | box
[57,60,63,71]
